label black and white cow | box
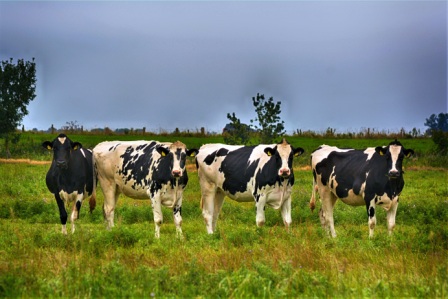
[93,140,198,238]
[195,138,305,233]
[310,140,414,238]
[42,133,95,234]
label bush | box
[431,130,448,155]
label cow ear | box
[156,146,169,157]
[187,149,199,157]
[375,146,387,156]
[72,142,82,150]
[264,147,275,156]
[404,149,414,158]
[294,147,305,157]
[42,141,52,150]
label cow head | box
[264,138,305,178]
[375,140,414,179]
[156,141,198,178]
[42,133,82,169]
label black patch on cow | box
[213,146,259,195]
[108,143,121,152]
[203,151,217,166]
[315,149,369,198]
[173,206,182,215]
[203,148,229,166]
[76,201,82,217]
[368,206,375,218]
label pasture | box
[0,134,447,297]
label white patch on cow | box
[58,136,66,144]
[389,145,402,173]
[169,141,187,176]
[364,147,377,160]
[311,145,352,167]
[339,189,365,206]
[375,194,396,211]
[248,145,271,166]
[276,142,293,176]
[80,148,86,158]
[329,166,338,188]
[59,190,81,203]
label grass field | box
[0,134,447,297]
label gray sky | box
[1,1,446,134]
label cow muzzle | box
[279,168,291,178]
[172,169,182,178]
[56,160,68,169]
[388,170,401,178]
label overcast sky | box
[1,1,446,134]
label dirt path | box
[0,158,51,165]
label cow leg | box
[319,189,337,237]
[151,194,163,239]
[173,199,183,239]
[55,194,68,235]
[200,181,217,234]
[70,193,83,234]
[70,194,83,234]
[366,198,376,238]
[255,195,267,227]
[309,180,318,212]
[386,197,399,235]
[100,179,119,230]
[212,191,225,232]
[281,196,292,230]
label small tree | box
[250,93,285,144]
[61,120,81,133]
[223,112,251,145]
[424,113,448,155]
[0,58,37,158]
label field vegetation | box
[0,132,446,297]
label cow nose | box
[56,160,67,168]
[172,169,182,177]
[389,170,400,178]
[279,168,290,177]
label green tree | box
[223,112,251,145]
[424,113,448,133]
[424,113,448,155]
[0,58,37,158]
[250,93,285,144]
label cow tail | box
[309,177,317,212]
[89,151,97,213]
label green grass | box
[0,148,447,298]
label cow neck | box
[279,177,288,205]
[388,175,403,198]
[370,154,389,180]
[55,166,72,187]
[172,178,180,208]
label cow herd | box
[42,133,414,239]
